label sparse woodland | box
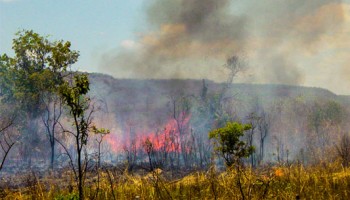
[1,31,350,199]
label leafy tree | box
[58,73,108,200]
[1,30,78,112]
[209,122,254,167]
[0,30,79,168]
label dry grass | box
[1,161,350,199]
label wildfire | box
[104,114,191,154]
[274,168,284,177]
[105,133,120,152]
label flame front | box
[105,114,191,154]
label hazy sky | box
[1,0,350,95]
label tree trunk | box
[78,147,83,200]
[50,140,55,169]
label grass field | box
[1,160,350,200]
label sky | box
[1,0,350,95]
[0,0,146,71]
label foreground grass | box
[1,162,350,199]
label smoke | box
[99,0,349,94]
[263,56,304,85]
[146,0,246,44]
[244,0,346,86]
[100,0,247,79]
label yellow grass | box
[1,162,350,199]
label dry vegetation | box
[1,160,350,200]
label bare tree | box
[168,94,191,167]
[123,139,138,172]
[95,132,108,169]
[246,112,259,167]
[41,93,63,170]
[258,110,269,163]
[0,114,17,171]
[212,55,246,128]
[143,137,154,171]
[92,129,109,199]
[219,55,246,103]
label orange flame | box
[105,114,191,154]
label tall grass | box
[1,161,350,199]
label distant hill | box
[88,72,343,112]
[87,73,350,162]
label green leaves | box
[91,126,110,135]
[59,74,90,117]
[0,30,79,117]
[49,40,79,72]
[209,122,254,167]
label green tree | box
[1,30,78,112]
[58,73,108,200]
[209,122,254,167]
[0,30,79,168]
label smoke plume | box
[99,0,349,94]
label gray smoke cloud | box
[244,0,345,85]
[99,0,348,93]
[147,0,246,43]
[101,0,247,80]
